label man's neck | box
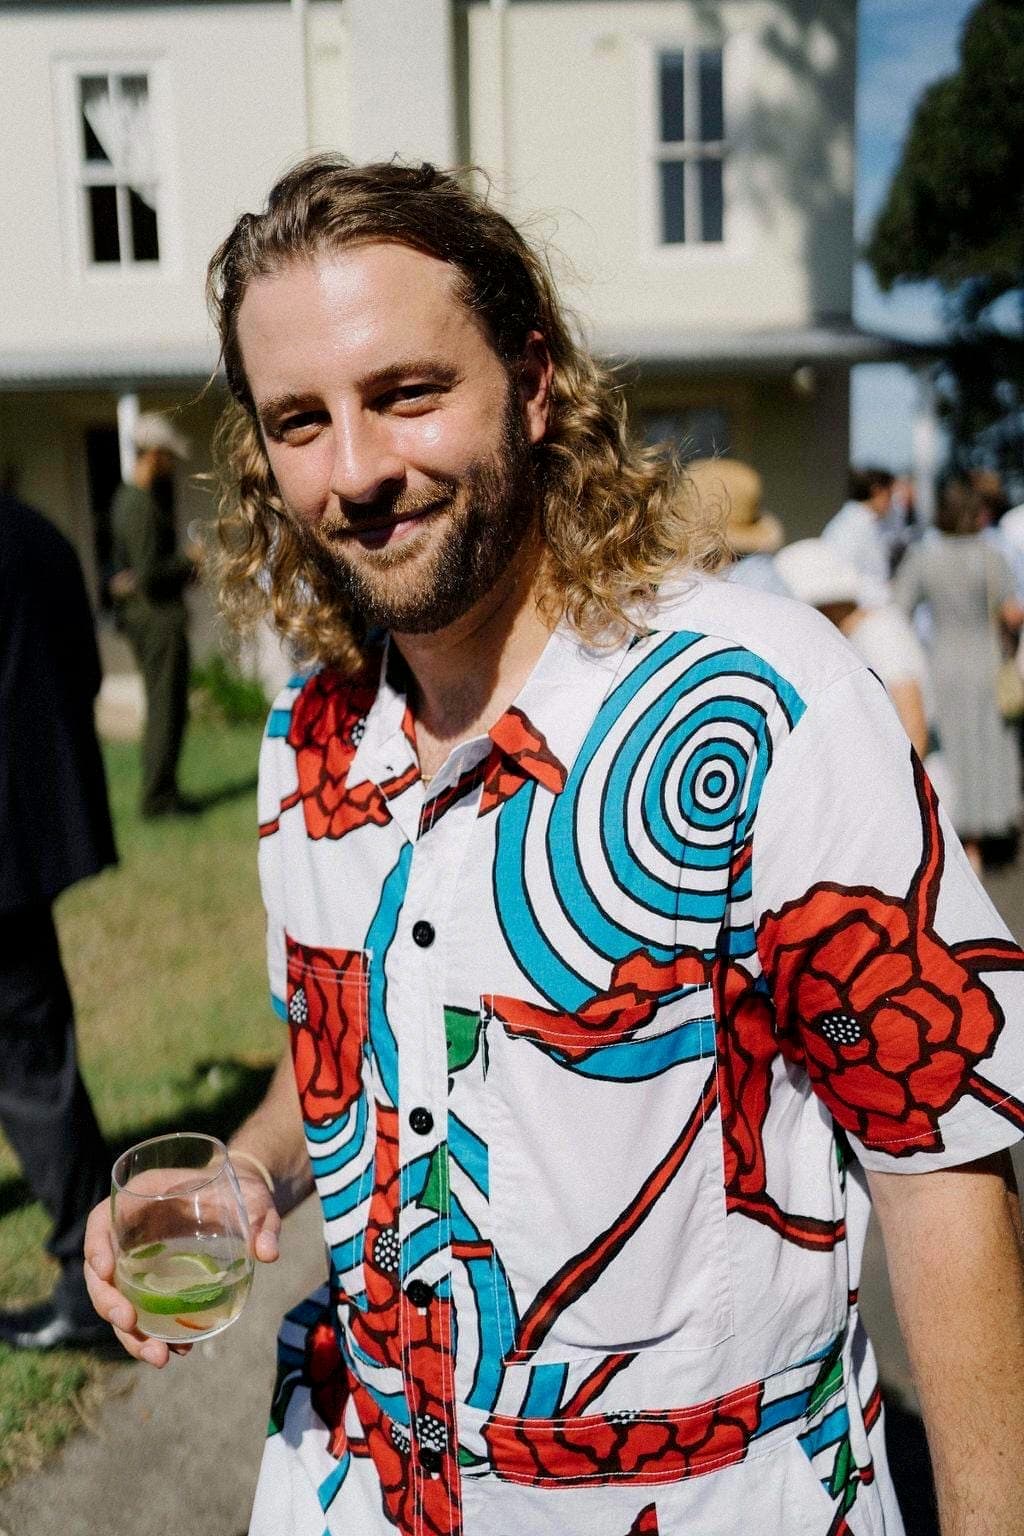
[391,532,554,780]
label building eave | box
[592,323,942,376]
[0,345,221,394]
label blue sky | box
[851,0,978,467]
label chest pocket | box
[285,935,374,1306]
[481,984,733,1364]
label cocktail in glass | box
[111,1133,253,1343]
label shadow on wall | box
[687,0,856,325]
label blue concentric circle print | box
[493,631,804,1011]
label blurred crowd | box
[698,458,1024,877]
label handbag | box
[985,546,1024,720]
[996,656,1024,721]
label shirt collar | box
[346,642,418,792]
[346,620,634,798]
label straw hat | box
[774,539,862,609]
[687,457,784,556]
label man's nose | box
[329,409,405,507]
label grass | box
[0,717,280,1485]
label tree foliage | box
[867,0,1024,308]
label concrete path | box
[1,866,1022,1536]
[0,1201,325,1536]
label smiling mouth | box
[337,500,448,544]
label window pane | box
[87,184,120,262]
[129,186,160,261]
[658,51,685,143]
[700,158,724,242]
[118,74,150,107]
[80,76,111,164]
[698,48,724,142]
[659,161,686,244]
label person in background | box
[686,456,789,595]
[110,413,202,819]
[895,474,1023,873]
[0,496,116,1349]
[974,467,1024,603]
[821,466,895,605]
[775,538,955,819]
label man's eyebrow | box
[255,363,461,425]
[359,359,461,392]
[255,391,319,425]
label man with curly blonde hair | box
[87,157,1024,1536]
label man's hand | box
[108,567,137,599]
[83,1177,282,1369]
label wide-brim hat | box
[775,539,862,608]
[687,457,784,556]
[134,412,191,462]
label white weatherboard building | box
[0,0,911,622]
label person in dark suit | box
[0,495,117,1348]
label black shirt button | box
[406,1279,434,1308]
[419,1446,442,1474]
[409,1107,433,1136]
[412,920,435,948]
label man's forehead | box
[237,242,486,390]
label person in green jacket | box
[111,413,201,818]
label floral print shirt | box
[248,578,1024,1536]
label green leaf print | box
[418,1146,450,1213]
[829,1435,858,1512]
[807,1352,844,1420]
[445,1007,483,1074]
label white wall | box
[0,3,310,366]
[465,0,856,338]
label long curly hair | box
[207,154,726,672]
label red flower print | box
[349,1105,402,1371]
[713,959,775,1200]
[348,1302,461,1536]
[285,939,368,1125]
[759,755,1024,1154]
[286,670,393,840]
[483,1380,762,1487]
[305,1318,349,1459]
[490,949,708,1064]
[713,955,846,1250]
[480,706,567,814]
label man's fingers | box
[84,1261,138,1335]
[84,1202,115,1281]
[254,1210,281,1264]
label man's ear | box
[518,331,554,446]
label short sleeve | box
[752,664,1024,1171]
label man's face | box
[868,485,893,519]
[236,242,550,634]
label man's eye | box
[277,413,323,437]
[386,384,444,407]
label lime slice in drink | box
[118,1249,246,1315]
[127,1242,166,1261]
[119,1272,239,1316]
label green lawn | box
[0,718,281,1483]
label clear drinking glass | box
[111,1133,254,1343]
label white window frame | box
[636,34,748,263]
[52,55,178,283]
